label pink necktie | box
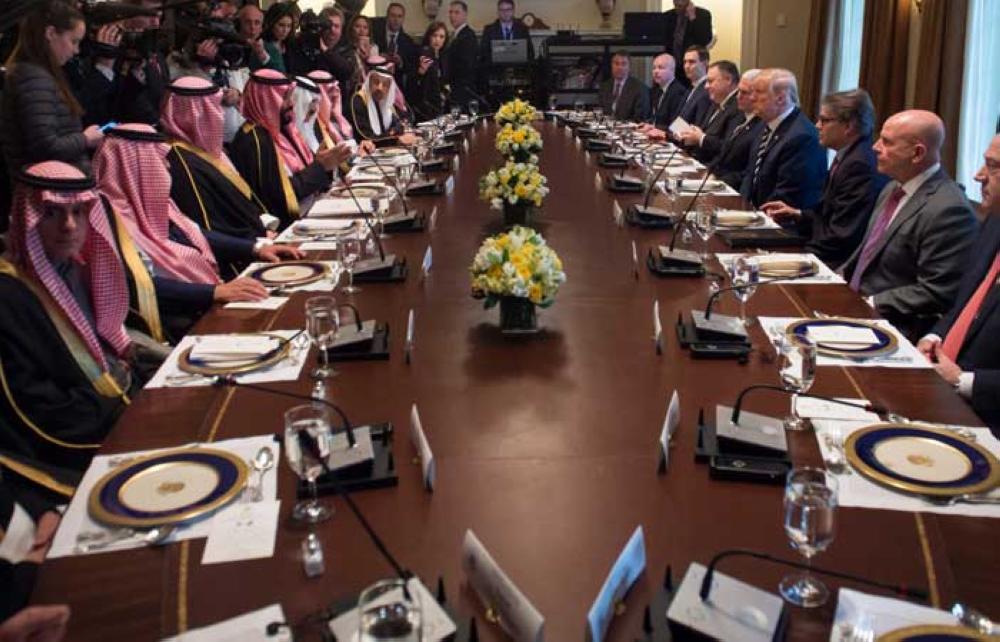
[849,186,906,292]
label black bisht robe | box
[167,145,268,241]
[350,93,405,148]
[228,123,332,229]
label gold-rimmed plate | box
[785,317,898,358]
[845,423,1000,497]
[330,185,391,200]
[248,261,330,287]
[177,333,292,376]
[877,624,991,641]
[88,448,248,528]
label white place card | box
[653,300,663,354]
[405,309,415,364]
[807,325,881,345]
[659,390,680,473]
[428,205,439,232]
[667,563,784,642]
[445,175,455,193]
[422,245,433,277]
[612,200,624,227]
[461,530,544,642]
[795,397,879,423]
[668,116,691,137]
[631,240,639,275]
[409,404,436,491]
[201,500,280,565]
[327,577,457,642]
[163,603,288,642]
[587,526,646,642]
[594,172,602,189]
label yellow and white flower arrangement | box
[494,98,537,126]
[470,226,566,307]
[479,161,549,210]
[495,123,542,163]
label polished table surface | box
[32,121,1000,641]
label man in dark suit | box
[713,69,766,189]
[480,0,534,65]
[640,53,687,130]
[677,46,712,127]
[675,60,741,164]
[841,110,977,339]
[444,1,479,111]
[740,68,827,211]
[762,88,888,269]
[664,0,713,74]
[596,51,650,122]
[917,135,1000,429]
[371,3,419,99]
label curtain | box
[859,0,911,130]
[913,0,969,176]
[801,0,835,120]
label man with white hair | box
[917,134,1000,429]
[841,110,976,339]
[714,68,766,189]
[740,68,827,211]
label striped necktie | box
[751,126,774,188]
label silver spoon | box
[951,602,998,635]
[251,447,275,502]
[75,524,175,554]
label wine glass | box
[338,235,363,294]
[780,466,838,608]
[694,203,716,260]
[547,94,558,113]
[730,255,760,327]
[397,161,415,193]
[358,579,422,642]
[284,404,334,523]
[779,335,817,431]
[305,295,339,379]
[593,105,604,126]
[468,99,480,120]
[449,105,461,127]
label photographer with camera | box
[110,0,170,125]
[0,0,103,176]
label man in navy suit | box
[713,68,765,189]
[480,0,534,65]
[762,88,887,269]
[371,3,419,97]
[642,53,687,129]
[918,134,1000,429]
[444,1,479,110]
[677,46,712,127]
[740,68,827,211]
[674,60,742,164]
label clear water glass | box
[359,579,422,642]
[730,256,760,327]
[468,99,479,119]
[695,204,716,259]
[780,335,817,431]
[339,235,363,294]
[573,99,585,119]
[547,95,559,112]
[593,106,604,124]
[780,466,838,608]
[305,296,339,379]
[284,404,334,523]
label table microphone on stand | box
[629,145,683,218]
[698,548,927,603]
[728,384,887,425]
[365,152,414,219]
[340,181,387,264]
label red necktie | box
[941,252,1000,360]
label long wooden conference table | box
[31,121,999,640]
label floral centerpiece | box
[495,124,542,164]
[494,98,537,126]
[479,161,549,226]
[470,226,567,333]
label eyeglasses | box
[816,116,843,125]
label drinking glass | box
[547,94,559,112]
[593,105,604,125]
[779,335,817,431]
[694,204,716,260]
[780,467,838,608]
[284,404,334,523]
[573,99,585,119]
[305,295,339,379]
[730,255,760,327]
[397,161,415,192]
[449,105,461,127]
[358,579,422,642]
[338,235,363,294]
[468,99,480,120]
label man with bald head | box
[740,68,827,210]
[842,110,976,339]
[646,53,686,129]
[917,134,1000,429]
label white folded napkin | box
[189,336,279,363]
[308,198,373,217]
[292,218,356,234]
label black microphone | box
[699,549,928,603]
[667,156,723,252]
[213,376,357,448]
[629,144,683,218]
[728,384,887,425]
[364,152,411,218]
[340,181,387,263]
